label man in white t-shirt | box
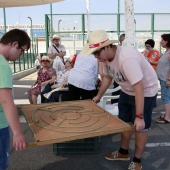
[81,30,158,170]
[48,34,66,76]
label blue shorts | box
[0,127,10,170]
[118,91,157,130]
[159,79,170,104]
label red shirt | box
[142,50,160,70]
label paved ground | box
[7,72,170,170]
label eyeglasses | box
[93,47,105,56]
[18,45,27,54]
[145,45,151,48]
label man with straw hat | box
[48,34,66,75]
[81,30,158,170]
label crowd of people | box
[0,28,170,170]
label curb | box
[13,68,36,80]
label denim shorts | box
[159,79,170,104]
[0,127,10,170]
[118,91,157,130]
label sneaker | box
[128,161,142,170]
[104,151,130,161]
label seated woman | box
[27,56,56,104]
[41,59,73,103]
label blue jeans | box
[159,79,170,104]
[0,127,10,170]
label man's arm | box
[92,75,112,103]
[0,88,26,150]
[48,51,66,60]
[133,80,145,131]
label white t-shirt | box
[100,46,158,97]
[34,59,40,67]
[48,44,65,74]
[68,53,98,90]
[48,44,66,55]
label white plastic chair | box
[98,86,121,116]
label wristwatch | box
[136,114,144,119]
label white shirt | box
[68,53,98,90]
[100,46,158,97]
[53,56,65,75]
[57,69,71,84]
[48,44,65,74]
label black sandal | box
[158,115,165,119]
[156,117,170,124]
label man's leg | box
[120,130,132,150]
[105,91,131,161]
[135,131,148,158]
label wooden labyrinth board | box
[20,100,133,147]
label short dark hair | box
[119,33,125,42]
[145,39,155,48]
[161,34,170,48]
[0,29,30,49]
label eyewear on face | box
[19,46,27,54]
[93,47,105,56]
[42,60,49,62]
[145,45,151,48]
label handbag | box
[166,79,170,87]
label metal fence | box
[11,37,38,73]
[45,13,170,54]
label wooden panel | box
[20,100,133,147]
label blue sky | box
[0,0,169,25]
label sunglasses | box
[41,60,49,62]
[93,47,105,56]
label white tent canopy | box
[0,0,63,8]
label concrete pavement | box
[7,71,170,170]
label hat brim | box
[52,38,60,41]
[81,40,118,56]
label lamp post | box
[74,21,77,54]
[28,16,33,67]
[58,19,62,33]
[3,8,7,33]
[28,17,33,38]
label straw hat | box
[81,30,118,56]
[51,34,60,41]
[41,56,50,62]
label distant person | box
[0,29,30,170]
[119,33,125,46]
[71,54,77,67]
[68,51,98,100]
[34,56,41,70]
[81,30,158,170]
[41,59,73,103]
[156,34,170,124]
[142,39,160,70]
[27,56,56,104]
[48,34,66,76]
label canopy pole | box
[86,0,90,37]
[124,0,136,48]
[3,8,7,33]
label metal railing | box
[10,37,38,73]
[45,13,170,54]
